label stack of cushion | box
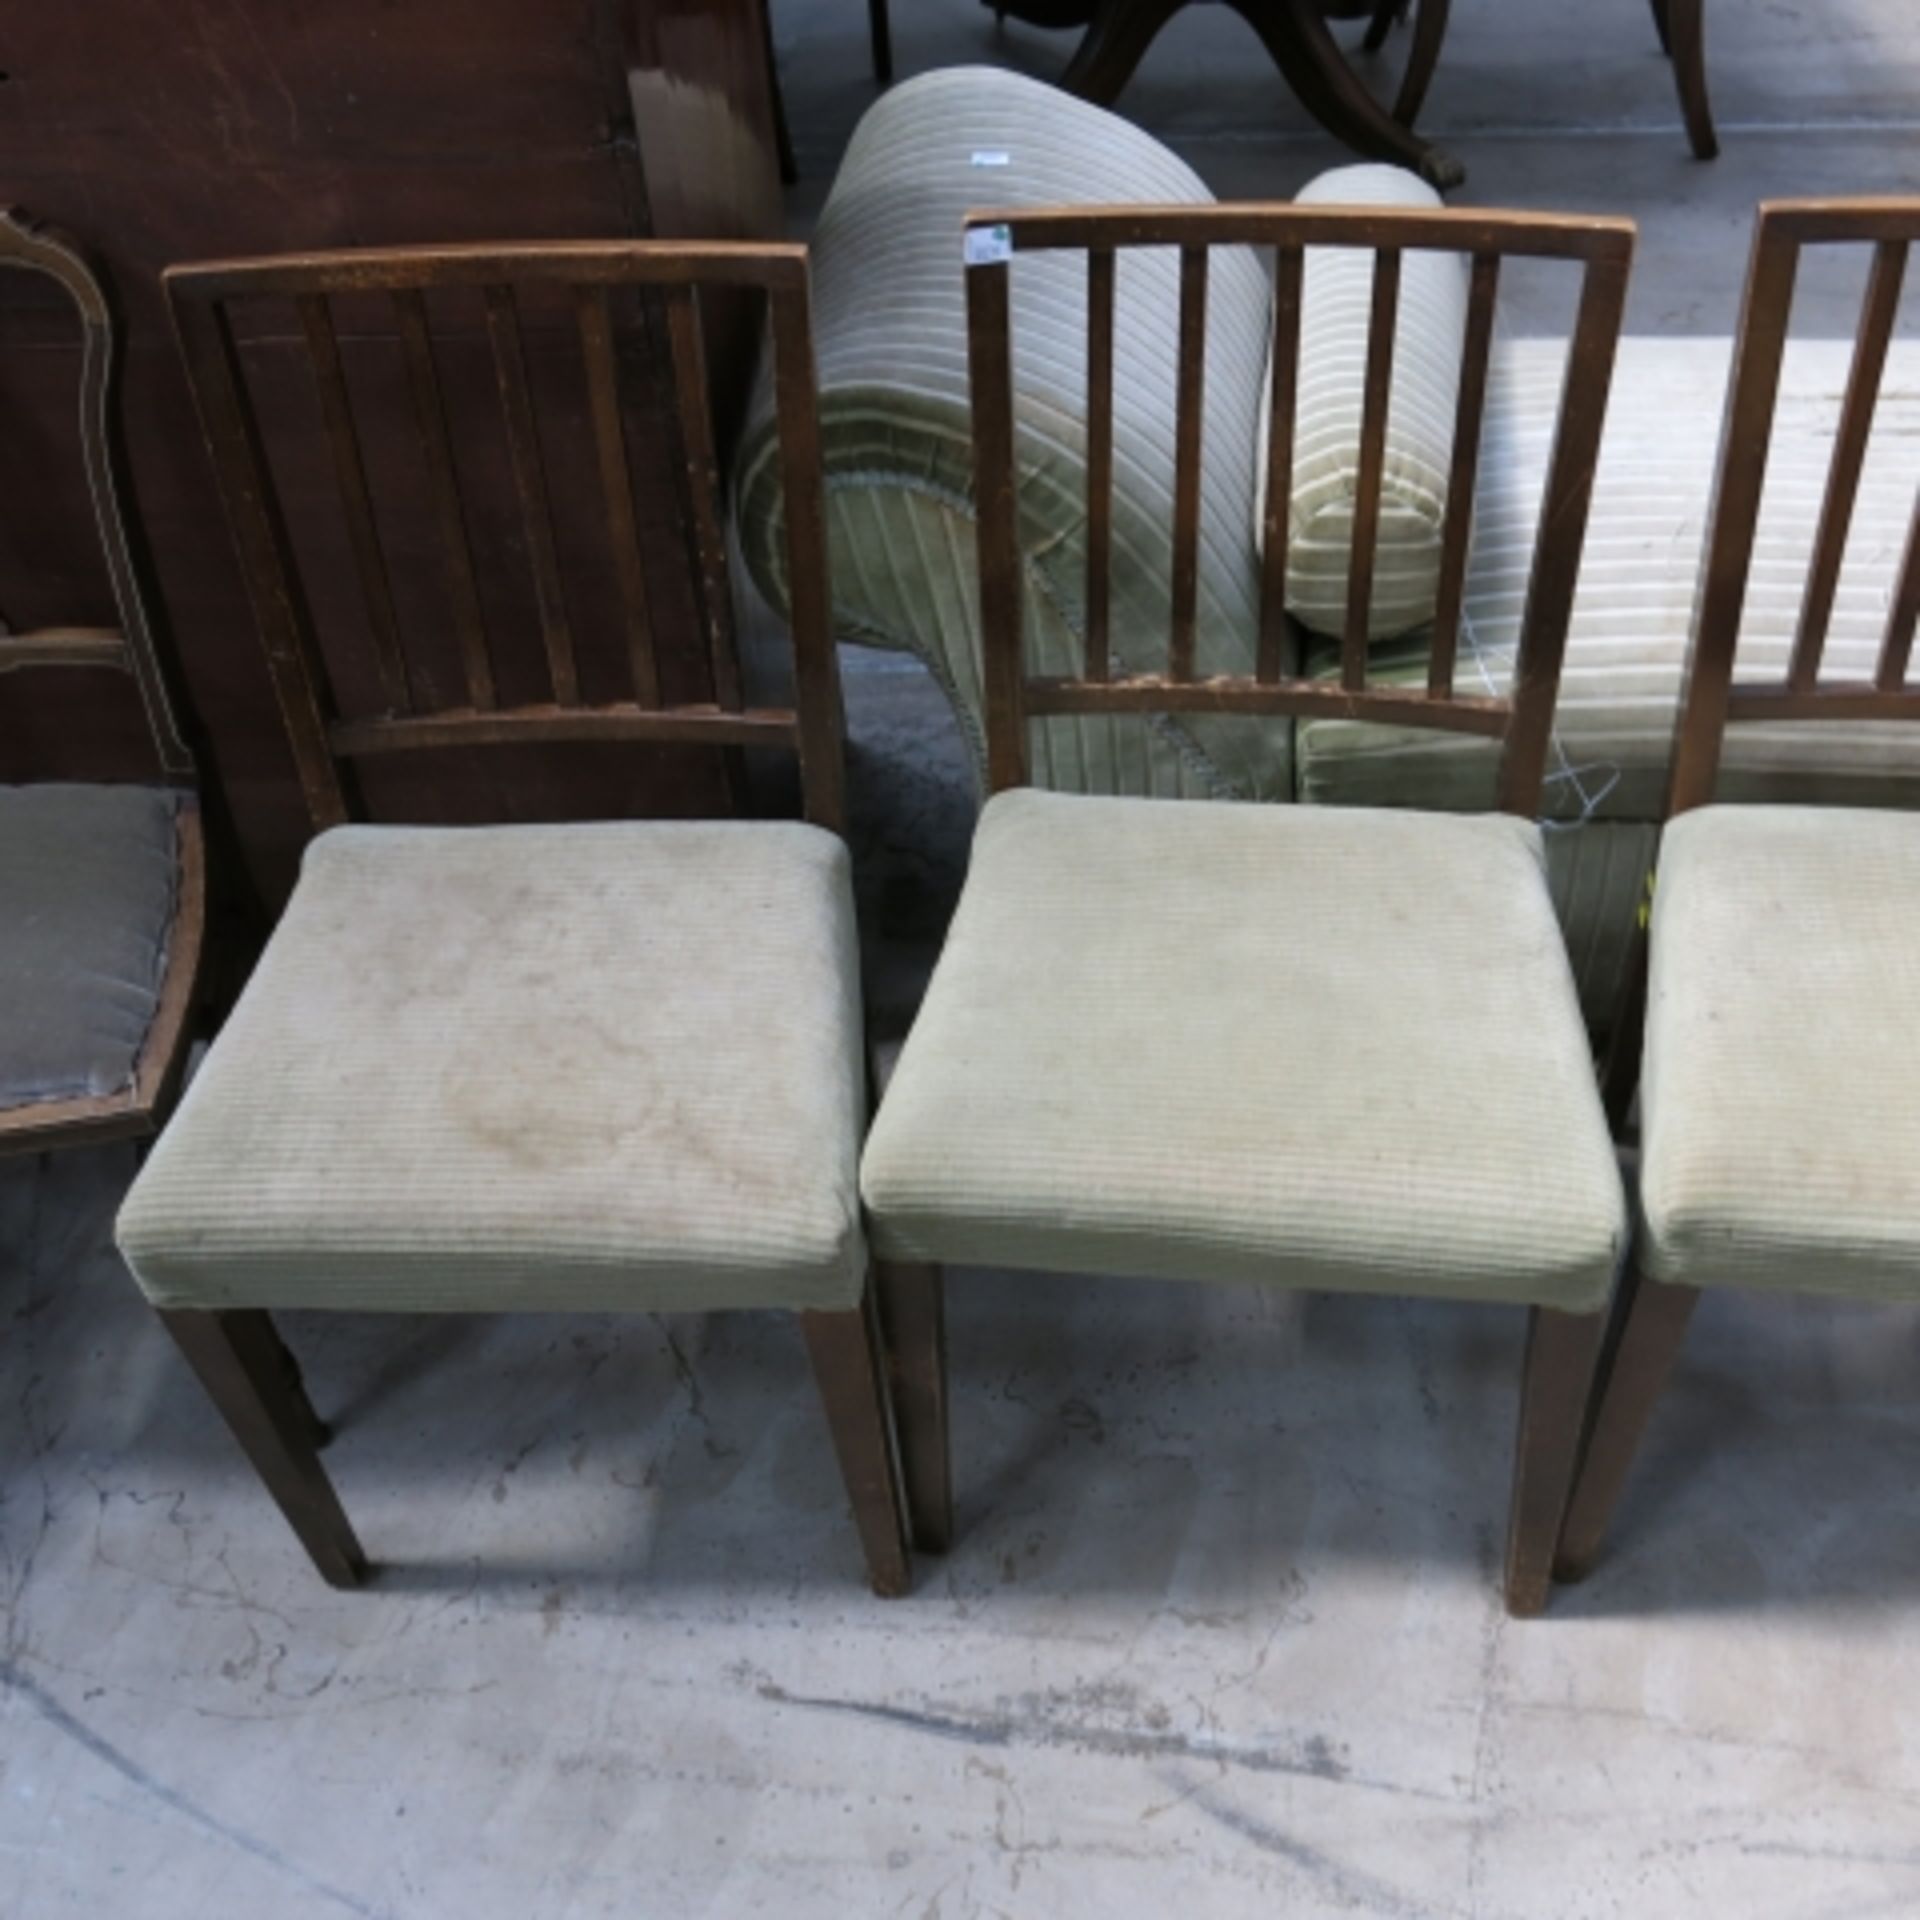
[736,63,1920,1031]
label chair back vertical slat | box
[1084,247,1115,682]
[392,288,496,711]
[169,292,350,827]
[1666,221,1800,815]
[1427,252,1500,699]
[1343,248,1402,693]
[483,283,580,706]
[166,241,844,832]
[296,293,412,714]
[966,254,1028,792]
[1878,497,1920,692]
[574,284,662,708]
[1169,244,1209,683]
[767,279,845,834]
[962,205,1635,805]
[1257,245,1303,684]
[1788,237,1908,691]
[662,282,744,713]
[1497,247,1631,815]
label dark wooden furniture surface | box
[1051,0,1463,187]
[158,238,910,1598]
[906,200,1636,1614]
[1559,198,1920,1585]
[0,3,785,907]
[0,209,207,1157]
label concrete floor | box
[8,4,1920,1915]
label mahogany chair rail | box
[0,208,206,1158]
[1563,198,1920,1587]
[146,240,909,1597]
[1665,200,1920,816]
[867,202,1644,1614]
[963,201,1635,813]
[164,240,846,837]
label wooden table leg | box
[1247,0,1463,185]
[1059,0,1190,104]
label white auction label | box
[963,224,1014,266]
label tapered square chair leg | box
[161,1308,367,1590]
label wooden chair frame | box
[883,202,1638,1615]
[1561,198,1920,1584]
[0,208,208,1158]
[161,241,909,1595]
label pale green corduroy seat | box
[1639,806,1920,1301]
[117,822,868,1316]
[862,789,1625,1308]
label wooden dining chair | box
[861,201,1636,1614]
[1557,198,1920,1585]
[116,240,911,1596]
[0,209,208,1163]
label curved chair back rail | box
[0,208,206,1158]
[164,241,846,835]
[0,207,196,781]
[963,201,1636,816]
[1669,198,1920,815]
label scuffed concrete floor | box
[8,1,1920,1914]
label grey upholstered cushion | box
[735,65,1287,802]
[1297,336,1920,820]
[1256,163,1469,643]
[862,789,1625,1307]
[0,782,181,1110]
[117,821,866,1314]
[1640,805,1920,1301]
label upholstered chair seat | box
[118,820,867,1317]
[862,789,1625,1308]
[0,783,184,1111]
[1637,805,1920,1302]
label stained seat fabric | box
[116,821,867,1315]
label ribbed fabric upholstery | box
[0,783,181,1108]
[116,822,867,1314]
[1255,164,1469,642]
[1640,806,1920,1301]
[735,66,1287,802]
[861,790,1625,1307]
[1298,336,1920,819]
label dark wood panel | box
[0,1,782,901]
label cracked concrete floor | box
[8,0,1920,1913]
[7,1143,1920,1917]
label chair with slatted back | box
[115,241,911,1596]
[0,209,209,1164]
[861,203,1637,1615]
[1557,199,1920,1587]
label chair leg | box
[160,1308,368,1590]
[1647,0,1673,56]
[802,1295,913,1597]
[1503,1304,1608,1617]
[874,1259,952,1554]
[1665,0,1717,159]
[868,0,893,86]
[1555,1263,1700,1582]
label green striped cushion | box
[1257,164,1469,643]
[1297,335,1920,818]
[735,65,1289,801]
